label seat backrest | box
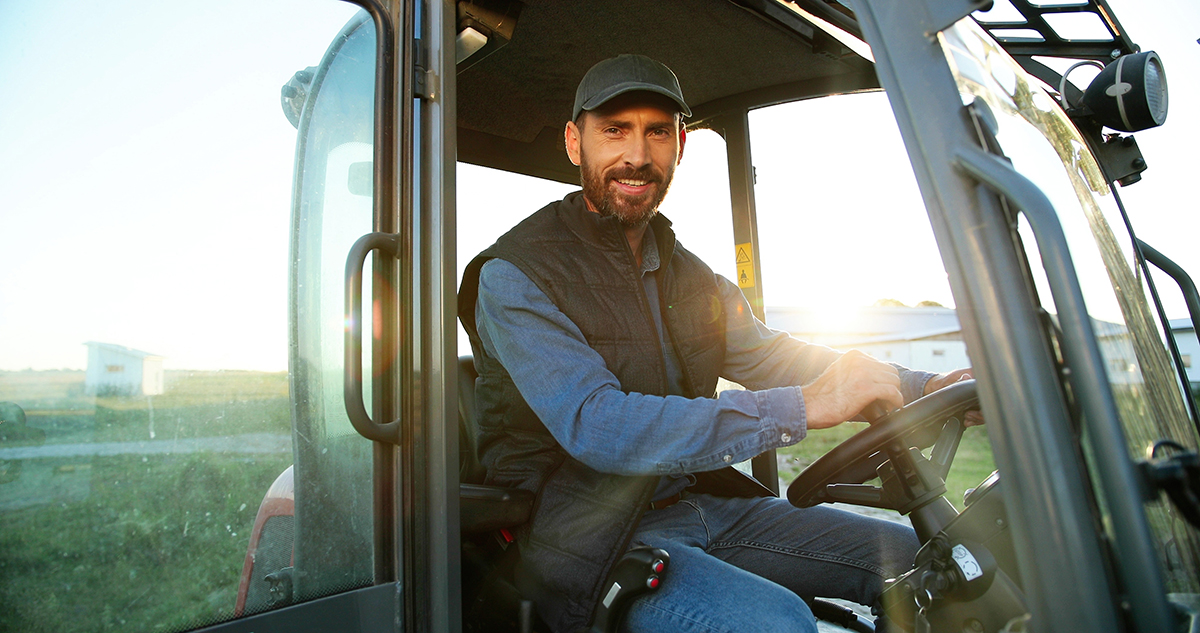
[459,355,488,484]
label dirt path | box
[0,432,290,459]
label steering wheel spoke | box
[930,416,965,481]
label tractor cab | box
[2,1,1198,633]
[238,2,1199,631]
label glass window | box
[0,2,373,631]
[456,164,574,353]
[287,7,378,610]
[748,93,992,503]
[749,94,954,316]
[938,18,1199,592]
[658,129,737,282]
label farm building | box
[1170,318,1200,391]
[764,305,971,374]
[84,342,164,396]
[764,306,1200,392]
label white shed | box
[84,342,164,396]
[1170,318,1200,389]
[762,306,1198,391]
[764,306,972,373]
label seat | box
[458,355,535,533]
[456,355,669,633]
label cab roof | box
[455,0,876,185]
[453,0,1137,185]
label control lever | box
[588,547,669,633]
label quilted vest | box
[458,192,768,632]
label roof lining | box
[456,0,874,181]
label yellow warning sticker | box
[735,243,755,288]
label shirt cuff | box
[900,369,937,404]
[753,386,807,449]
[652,387,807,476]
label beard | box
[579,155,675,228]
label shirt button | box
[723,455,732,463]
[781,433,792,443]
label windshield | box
[938,18,1199,592]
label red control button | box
[647,576,660,589]
[652,560,665,573]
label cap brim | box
[579,82,692,118]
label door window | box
[0,2,375,630]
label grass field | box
[1,369,1002,632]
[0,453,293,632]
[0,370,294,633]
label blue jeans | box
[620,493,920,633]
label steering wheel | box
[787,380,978,510]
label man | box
[458,54,973,633]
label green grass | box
[0,370,294,633]
[0,453,292,633]
[1,370,291,444]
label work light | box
[1080,51,1169,133]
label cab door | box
[0,1,415,631]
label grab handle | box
[344,232,401,443]
[1138,240,1200,342]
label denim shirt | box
[473,229,934,479]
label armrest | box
[460,483,534,534]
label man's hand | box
[801,350,903,430]
[923,368,984,426]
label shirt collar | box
[640,225,661,276]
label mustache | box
[607,166,661,184]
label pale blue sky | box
[0,0,1195,371]
[0,1,360,371]
[1092,0,1200,320]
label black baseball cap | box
[572,54,691,120]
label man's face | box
[565,93,686,227]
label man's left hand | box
[923,368,984,426]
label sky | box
[1079,0,1200,317]
[0,0,362,372]
[0,0,1196,372]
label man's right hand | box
[800,350,903,430]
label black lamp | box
[1080,51,1169,133]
